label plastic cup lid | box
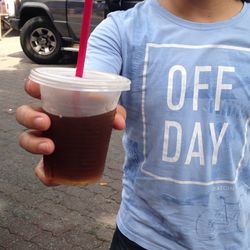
[29,67,131,92]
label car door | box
[67,0,106,41]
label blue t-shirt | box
[86,1,250,249]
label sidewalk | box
[0,35,124,249]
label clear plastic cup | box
[29,67,131,186]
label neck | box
[159,0,244,22]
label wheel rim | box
[30,27,57,56]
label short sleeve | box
[85,13,123,74]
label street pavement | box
[0,33,124,249]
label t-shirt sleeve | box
[85,13,123,74]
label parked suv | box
[9,0,139,64]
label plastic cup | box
[28,67,131,186]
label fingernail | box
[34,117,44,127]
[25,79,31,91]
[38,143,48,153]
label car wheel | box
[20,16,62,64]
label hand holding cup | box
[16,69,130,186]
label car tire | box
[20,16,62,64]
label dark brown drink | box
[43,109,116,185]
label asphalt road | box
[0,33,124,249]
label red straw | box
[75,0,93,77]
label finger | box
[16,105,51,131]
[116,104,127,120]
[113,112,126,130]
[25,79,41,99]
[113,105,127,130]
[19,130,55,155]
[35,159,59,187]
